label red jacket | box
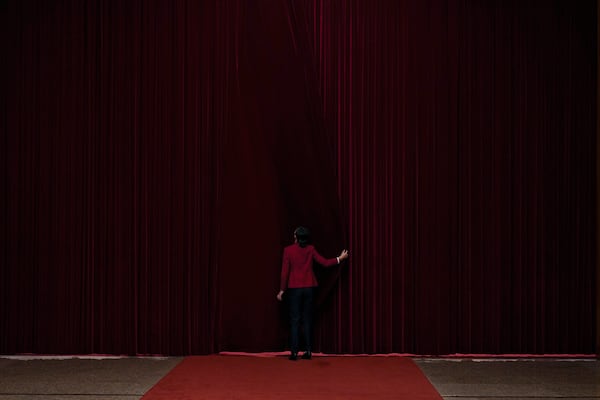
[280,243,339,290]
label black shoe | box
[289,352,298,361]
[301,351,312,360]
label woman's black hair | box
[294,226,311,248]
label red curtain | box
[310,0,596,354]
[2,0,596,355]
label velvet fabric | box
[2,0,596,355]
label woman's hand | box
[339,249,349,261]
[276,290,284,301]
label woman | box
[277,226,349,360]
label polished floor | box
[0,356,598,399]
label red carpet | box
[142,355,442,399]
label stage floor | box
[0,355,598,399]
[414,358,600,399]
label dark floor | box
[0,356,182,400]
[415,358,600,399]
[0,356,598,399]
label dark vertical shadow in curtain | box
[218,0,343,352]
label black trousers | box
[287,287,315,354]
